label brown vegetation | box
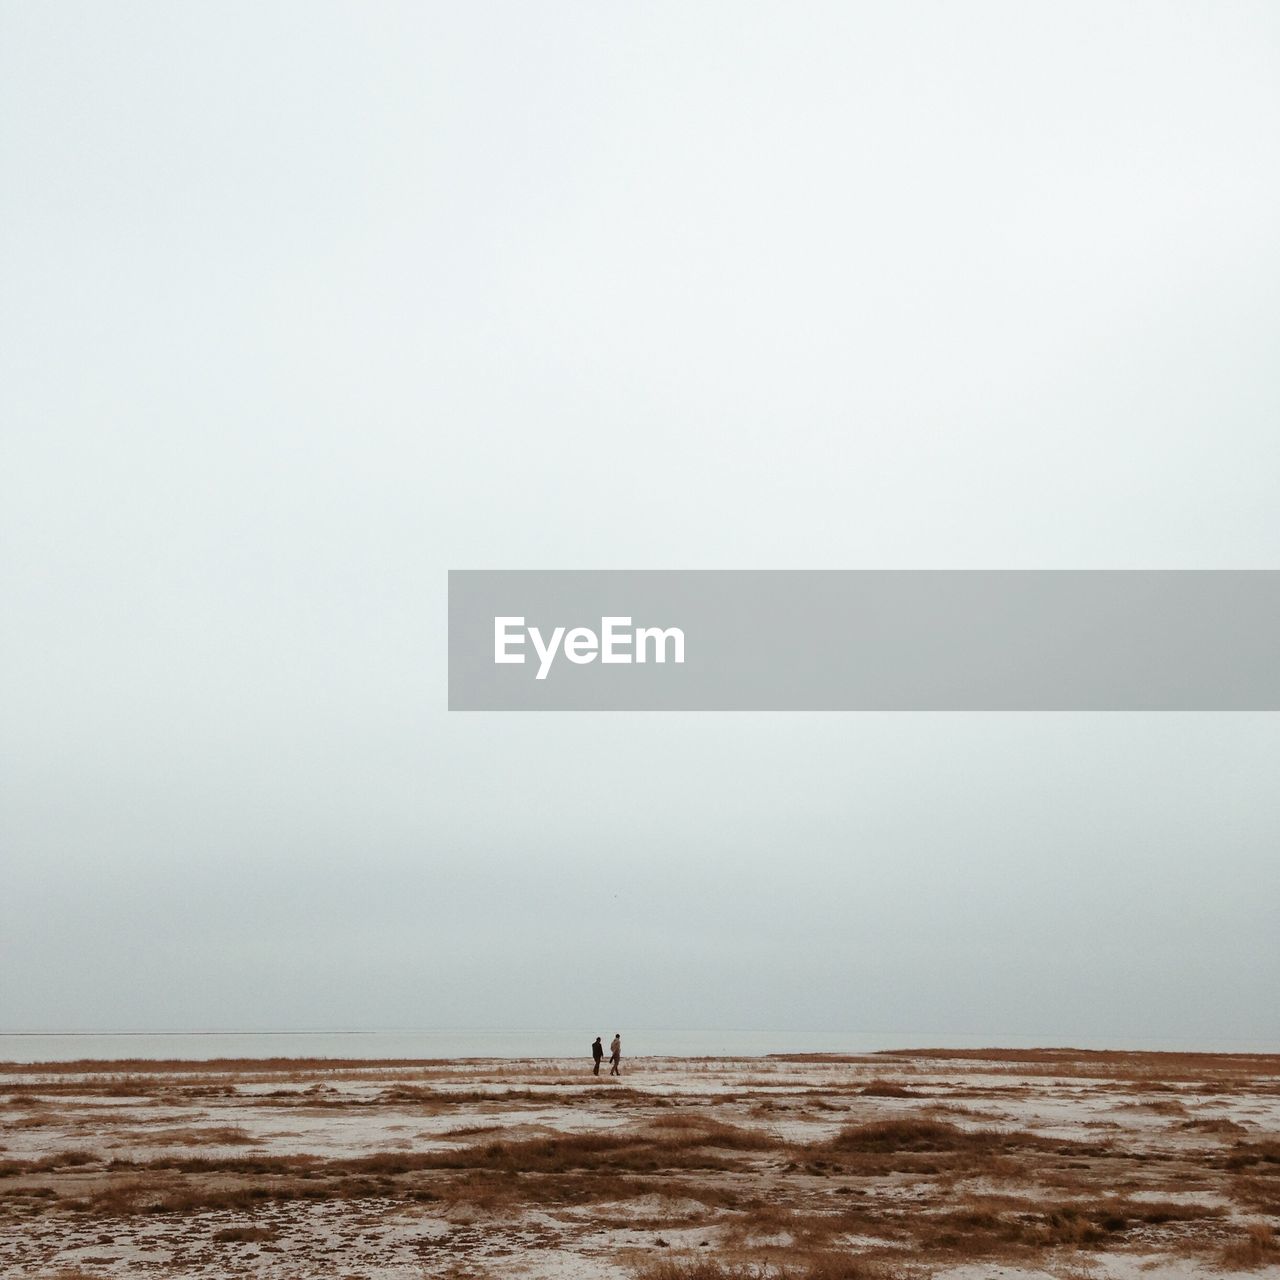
[856,1080,921,1098]
[1220,1222,1280,1269]
[210,1224,279,1242]
[635,1255,895,1280]
[2,1046,1277,1278]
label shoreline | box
[5,1045,1280,1072]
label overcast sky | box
[2,2,1278,1045]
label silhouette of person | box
[591,1036,603,1075]
[609,1033,621,1076]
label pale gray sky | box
[1,2,1278,1043]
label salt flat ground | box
[2,1048,1278,1279]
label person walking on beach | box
[591,1036,603,1075]
[609,1033,622,1076]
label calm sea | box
[2,1029,1277,1064]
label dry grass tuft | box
[144,1127,255,1147]
[0,1151,100,1176]
[1221,1222,1280,1269]
[857,1080,919,1098]
[1232,1175,1280,1216]
[824,1117,1049,1155]
[1180,1116,1246,1134]
[211,1224,279,1242]
[1226,1139,1280,1171]
[429,1121,776,1175]
[915,1195,1224,1254]
[633,1253,893,1280]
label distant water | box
[2,1029,1277,1064]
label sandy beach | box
[2,1047,1279,1279]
